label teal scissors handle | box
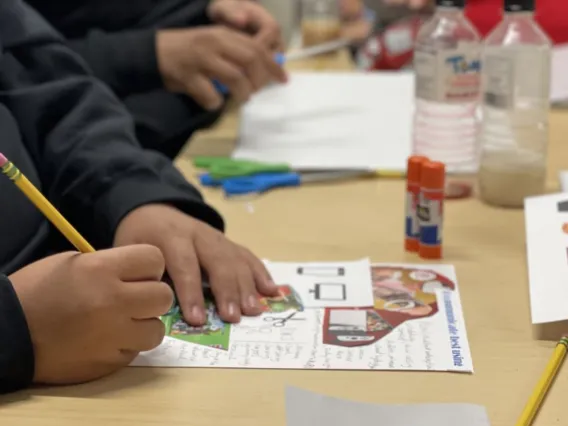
[222,172,301,195]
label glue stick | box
[418,160,445,260]
[405,155,428,252]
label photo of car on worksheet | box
[132,259,472,373]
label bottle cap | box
[420,161,446,190]
[436,0,465,8]
[406,155,429,184]
[504,0,535,12]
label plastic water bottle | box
[478,0,551,208]
[412,0,481,174]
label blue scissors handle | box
[222,172,301,195]
[214,52,286,94]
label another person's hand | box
[114,204,280,326]
[208,0,285,51]
[10,246,173,385]
[340,0,373,43]
[156,26,287,110]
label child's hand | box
[156,26,287,111]
[113,204,280,326]
[10,246,173,385]
[208,0,285,51]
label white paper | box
[524,193,568,324]
[233,72,415,172]
[131,263,473,373]
[263,258,373,308]
[551,44,568,103]
[285,387,491,426]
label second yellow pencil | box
[515,336,568,426]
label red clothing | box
[465,0,568,45]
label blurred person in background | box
[26,0,287,159]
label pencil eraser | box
[0,153,7,167]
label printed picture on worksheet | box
[132,260,473,373]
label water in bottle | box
[412,0,482,174]
[478,0,551,208]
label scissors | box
[263,312,304,327]
[194,156,291,180]
[200,170,380,196]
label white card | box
[524,192,568,324]
[264,258,374,308]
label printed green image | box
[162,302,231,351]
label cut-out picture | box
[163,301,231,351]
[258,285,304,313]
[309,283,346,301]
[327,309,392,344]
[297,266,345,277]
[323,266,456,347]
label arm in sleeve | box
[0,275,34,394]
[64,0,212,97]
[0,0,224,249]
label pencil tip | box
[0,153,7,167]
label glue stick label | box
[405,188,421,240]
[418,192,443,246]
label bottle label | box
[415,42,481,103]
[483,49,551,110]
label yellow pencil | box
[515,336,568,426]
[0,153,95,253]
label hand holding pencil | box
[0,153,174,385]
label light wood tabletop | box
[2,50,568,426]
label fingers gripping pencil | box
[0,152,181,315]
[0,153,95,253]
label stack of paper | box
[233,72,415,172]
[286,387,491,426]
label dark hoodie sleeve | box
[0,275,34,394]
[0,0,224,250]
[63,0,212,97]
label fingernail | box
[227,302,238,318]
[191,306,205,324]
[247,294,259,310]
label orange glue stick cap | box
[406,155,429,183]
[420,161,446,190]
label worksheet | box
[131,263,473,373]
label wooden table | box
[3,51,568,426]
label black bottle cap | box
[436,0,465,6]
[504,0,535,12]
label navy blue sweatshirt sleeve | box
[62,0,212,97]
[0,0,224,250]
[0,275,34,394]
